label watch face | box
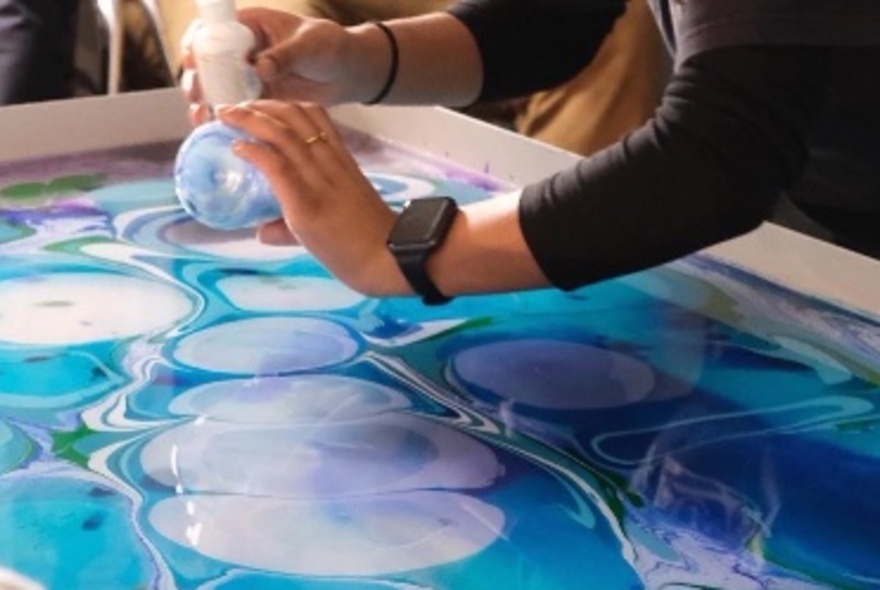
[387,197,458,253]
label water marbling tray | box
[0,90,878,590]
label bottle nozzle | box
[196,0,237,25]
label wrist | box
[386,197,458,305]
[362,22,398,105]
[335,207,412,298]
[352,245,413,299]
[345,22,397,104]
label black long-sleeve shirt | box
[449,0,880,289]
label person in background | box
[178,1,880,304]
[0,0,79,105]
[131,0,669,157]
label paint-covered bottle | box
[193,0,262,107]
[174,121,281,230]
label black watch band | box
[395,249,452,305]
[386,197,458,306]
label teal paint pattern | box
[0,131,878,589]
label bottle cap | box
[196,0,237,25]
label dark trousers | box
[0,0,79,105]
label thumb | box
[255,51,282,81]
[258,219,301,246]
[253,21,342,85]
[254,33,309,82]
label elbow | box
[715,190,775,241]
[663,182,778,257]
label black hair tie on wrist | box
[364,21,399,105]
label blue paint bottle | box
[174,121,280,230]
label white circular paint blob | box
[0,273,192,346]
[149,490,504,577]
[163,218,304,261]
[172,317,360,375]
[216,275,365,312]
[451,339,656,410]
[167,375,412,424]
[140,413,501,498]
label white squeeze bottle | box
[192,0,262,106]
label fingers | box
[179,21,207,120]
[218,101,334,162]
[219,100,370,231]
[188,103,212,126]
[241,101,365,178]
[179,19,201,72]
[231,131,301,187]
[180,9,346,107]
[182,73,211,126]
[212,98,397,294]
[237,8,293,82]
[257,219,301,246]
[220,105,311,218]
[255,54,281,82]
[180,68,202,104]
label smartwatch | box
[386,196,458,305]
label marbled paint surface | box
[0,130,878,590]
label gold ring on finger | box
[304,131,328,146]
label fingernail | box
[188,103,209,124]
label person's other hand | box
[181,9,365,126]
[216,100,409,297]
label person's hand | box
[216,100,410,297]
[181,8,375,125]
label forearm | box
[520,46,831,290]
[365,46,832,299]
[426,190,551,296]
[354,189,548,299]
[342,0,622,108]
[347,13,482,107]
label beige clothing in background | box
[127,0,669,156]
